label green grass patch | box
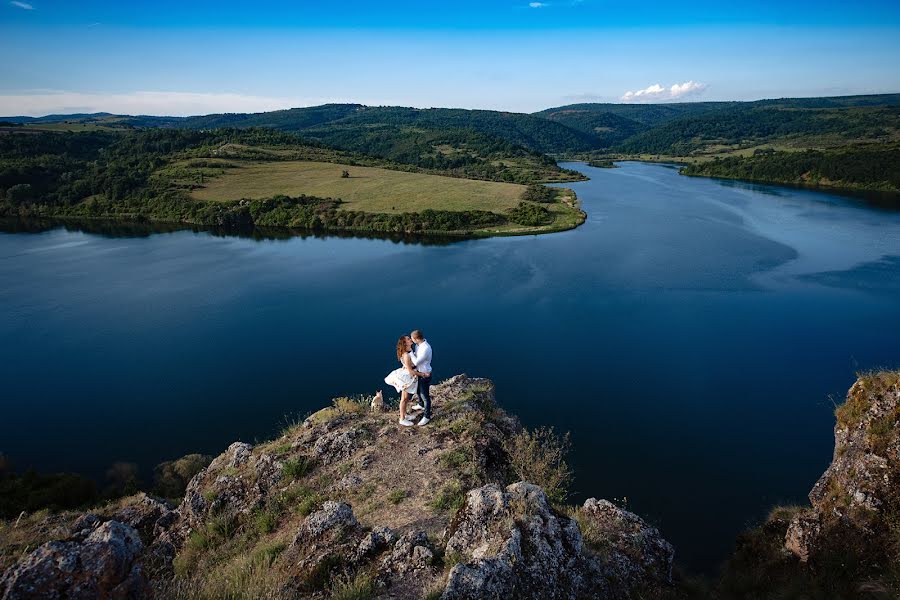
[387,489,409,505]
[439,449,469,471]
[431,480,465,513]
[282,456,313,481]
[253,509,278,535]
[330,570,375,600]
[191,160,526,213]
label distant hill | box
[5,93,899,160]
[615,104,900,155]
[536,94,900,153]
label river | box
[1,161,898,573]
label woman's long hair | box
[396,336,409,362]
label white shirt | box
[411,339,432,374]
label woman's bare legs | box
[399,390,409,421]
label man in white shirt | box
[410,329,433,426]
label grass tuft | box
[282,457,313,481]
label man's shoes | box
[417,416,431,426]
[398,418,415,427]
[410,404,424,412]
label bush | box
[508,202,552,226]
[333,396,368,416]
[153,453,213,498]
[520,183,554,203]
[504,426,572,503]
[0,470,97,518]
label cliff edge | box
[0,375,674,600]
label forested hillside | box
[0,127,585,236]
[682,145,900,193]
[5,93,899,196]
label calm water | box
[2,161,899,573]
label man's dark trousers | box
[419,374,433,419]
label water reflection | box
[0,218,462,246]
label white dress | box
[384,353,419,394]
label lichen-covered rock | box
[442,482,604,600]
[381,531,435,576]
[785,372,900,564]
[313,429,363,465]
[178,441,283,530]
[578,497,674,588]
[287,502,365,590]
[0,521,146,600]
[110,493,174,543]
[354,526,397,562]
[783,511,821,563]
[292,501,359,546]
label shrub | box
[520,183,554,203]
[333,396,368,416]
[508,202,552,226]
[154,453,213,498]
[504,426,573,503]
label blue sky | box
[2,0,899,116]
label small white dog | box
[370,390,385,412]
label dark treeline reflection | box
[709,175,900,211]
[0,218,464,246]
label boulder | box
[380,531,435,576]
[313,429,363,465]
[178,441,283,529]
[578,497,674,588]
[292,501,359,546]
[354,526,397,562]
[0,521,146,600]
[110,494,174,542]
[442,482,604,600]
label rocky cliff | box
[3,372,898,599]
[0,375,674,600]
[718,370,900,599]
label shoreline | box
[0,186,586,241]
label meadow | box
[190,160,528,213]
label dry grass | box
[504,426,573,503]
[190,160,527,213]
[836,370,900,429]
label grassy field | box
[191,160,528,213]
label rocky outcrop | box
[442,483,592,600]
[0,375,678,600]
[784,372,899,566]
[179,441,284,532]
[0,521,146,600]
[578,498,674,590]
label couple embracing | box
[384,330,433,427]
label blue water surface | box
[1,161,899,573]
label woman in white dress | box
[384,335,422,426]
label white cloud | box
[621,80,708,103]
[0,91,335,117]
[10,1,34,9]
[528,2,546,7]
